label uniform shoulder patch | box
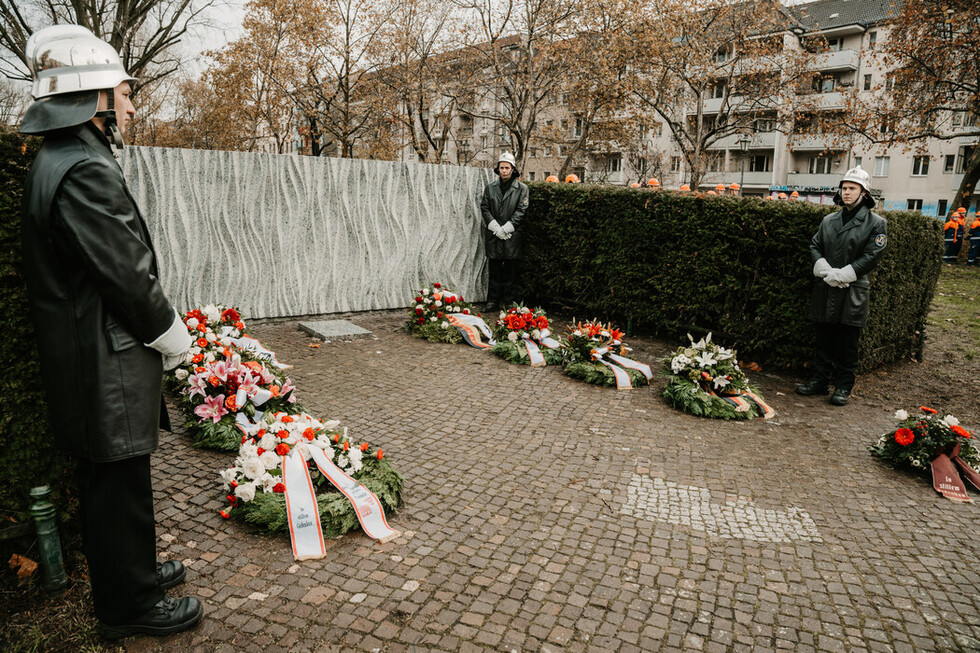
[874,233,886,247]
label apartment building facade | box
[395,0,976,216]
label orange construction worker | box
[967,211,980,266]
[944,209,966,263]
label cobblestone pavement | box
[134,311,980,652]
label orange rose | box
[270,385,280,397]
[192,354,204,364]
[208,375,220,387]
[302,427,316,441]
[343,441,350,451]
[277,429,288,439]
[376,449,383,460]
[360,442,369,452]
[282,416,294,423]
[224,395,237,411]
[197,337,208,348]
[197,323,207,332]
[275,443,290,456]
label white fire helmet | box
[839,165,871,194]
[495,151,520,177]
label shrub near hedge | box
[519,183,943,372]
[0,130,76,529]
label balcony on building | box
[707,132,778,151]
[808,49,860,73]
[785,172,841,188]
[702,170,772,188]
[788,134,851,151]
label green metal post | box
[29,485,68,593]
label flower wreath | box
[661,333,769,420]
[869,407,979,473]
[219,412,403,538]
[562,320,649,387]
[407,283,477,344]
[490,306,564,366]
[166,305,303,451]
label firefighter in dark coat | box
[796,165,887,406]
[20,25,202,638]
[481,152,529,308]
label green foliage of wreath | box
[662,377,763,420]
[232,457,404,538]
[564,361,648,387]
[409,321,464,344]
[491,339,564,366]
[172,395,306,452]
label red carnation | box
[273,483,286,493]
[256,447,265,455]
[281,415,294,423]
[219,509,231,519]
[376,449,383,460]
[343,441,350,451]
[434,282,441,288]
[361,442,369,452]
[222,308,240,322]
[303,427,316,441]
[275,443,291,456]
[919,406,937,414]
[951,424,972,438]
[415,307,423,314]
[416,318,424,325]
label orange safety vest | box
[970,219,980,238]
[944,220,961,240]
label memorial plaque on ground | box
[299,320,373,341]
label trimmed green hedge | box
[0,130,76,529]
[519,183,943,372]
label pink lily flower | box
[195,394,228,423]
[187,373,207,399]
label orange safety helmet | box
[729,183,740,191]
[679,184,691,192]
[764,194,775,200]
[545,175,559,182]
[565,174,580,183]
[789,190,800,199]
[647,177,661,188]
[706,190,718,195]
[777,192,788,199]
[630,182,641,188]
[715,184,726,193]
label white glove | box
[823,269,850,288]
[838,264,857,284]
[501,221,515,235]
[496,230,511,240]
[488,219,501,235]
[146,309,193,357]
[162,353,186,371]
[812,258,832,278]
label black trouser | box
[488,259,521,306]
[75,454,163,624]
[811,322,862,392]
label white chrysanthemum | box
[894,409,909,421]
[943,415,959,427]
[912,459,922,468]
[204,352,216,363]
[453,305,460,312]
[260,451,279,470]
[348,447,363,468]
[175,368,188,380]
[258,433,276,450]
[220,468,238,485]
[186,317,199,328]
[422,288,429,295]
[242,456,265,480]
[205,332,217,343]
[434,300,442,307]
[531,329,541,340]
[430,317,437,322]
[219,337,232,347]
[671,354,692,374]
[336,454,349,470]
[235,482,256,502]
[508,331,518,342]
[441,321,449,329]
[203,304,220,322]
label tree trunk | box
[953,146,980,212]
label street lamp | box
[737,134,752,194]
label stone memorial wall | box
[123,147,492,319]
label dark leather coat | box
[481,177,529,260]
[809,205,887,327]
[22,123,176,462]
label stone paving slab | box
[136,310,980,652]
[298,319,374,340]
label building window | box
[863,74,872,91]
[885,74,894,91]
[651,122,663,137]
[809,156,832,174]
[707,155,723,173]
[713,47,729,63]
[670,156,681,172]
[528,171,535,181]
[755,119,774,132]
[749,155,771,172]
[575,118,583,138]
[815,76,836,94]
[605,155,622,173]
[854,156,862,168]
[906,199,922,211]
[873,156,890,176]
[911,156,929,176]
[710,81,726,99]
[826,37,843,52]
[937,199,948,216]
[544,171,552,178]
[868,31,877,48]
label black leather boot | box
[97,595,203,639]
[795,380,830,396]
[157,560,186,590]
[830,388,851,406]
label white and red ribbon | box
[522,337,546,366]
[538,328,561,349]
[593,347,650,390]
[281,452,327,560]
[308,447,400,543]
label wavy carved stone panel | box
[123,147,492,319]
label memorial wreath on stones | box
[869,407,980,502]
[562,320,652,389]
[165,305,303,451]
[407,283,474,344]
[490,305,563,366]
[662,333,773,419]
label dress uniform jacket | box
[809,205,887,328]
[22,123,175,462]
[481,178,529,260]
